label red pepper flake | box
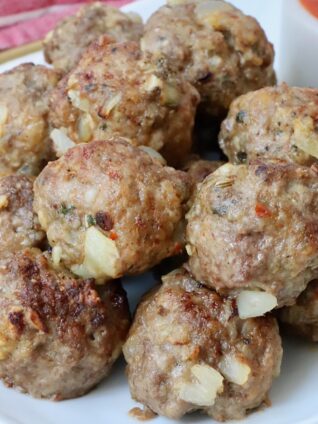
[174,242,183,254]
[109,231,118,240]
[255,203,272,218]
[95,211,113,231]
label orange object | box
[255,203,272,218]
[300,0,318,19]
[109,231,118,240]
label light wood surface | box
[0,40,42,64]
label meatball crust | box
[279,280,318,342]
[0,175,44,254]
[43,2,143,74]
[141,0,275,116]
[49,37,200,166]
[186,161,318,307]
[219,84,318,166]
[0,248,130,400]
[0,63,60,176]
[123,268,282,421]
[182,156,224,186]
[34,139,192,281]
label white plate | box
[1,1,318,423]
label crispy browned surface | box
[43,2,143,73]
[141,0,275,117]
[0,63,60,176]
[0,175,44,254]
[182,156,225,186]
[279,280,318,341]
[49,37,200,166]
[0,248,130,400]
[34,139,192,280]
[186,161,318,307]
[219,84,318,166]
[124,268,282,421]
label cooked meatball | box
[43,2,143,73]
[0,248,130,400]
[141,0,275,117]
[0,63,60,177]
[124,268,282,421]
[49,36,200,166]
[0,175,44,254]
[186,161,318,307]
[219,84,318,166]
[182,156,224,185]
[34,139,191,281]
[279,280,318,342]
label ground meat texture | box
[33,139,192,281]
[0,175,44,254]
[123,268,282,421]
[141,0,275,117]
[43,2,143,74]
[0,63,60,176]
[182,156,225,186]
[48,37,200,166]
[219,84,318,166]
[186,161,318,307]
[278,280,318,342]
[0,248,130,400]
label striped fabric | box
[0,0,131,50]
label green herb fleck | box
[86,214,96,227]
[236,151,247,163]
[60,203,75,215]
[100,123,107,131]
[236,110,247,124]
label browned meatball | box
[0,175,44,254]
[279,280,318,342]
[0,63,60,176]
[49,36,200,166]
[141,0,275,117]
[219,84,318,166]
[34,139,191,281]
[43,2,143,74]
[0,248,130,400]
[186,161,318,308]
[123,268,282,421]
[182,156,224,185]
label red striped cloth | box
[0,0,132,50]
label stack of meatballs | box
[0,0,317,421]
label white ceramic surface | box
[1,1,318,424]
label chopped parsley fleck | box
[100,123,107,131]
[86,214,96,227]
[60,203,75,215]
[236,110,247,124]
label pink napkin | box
[0,0,132,50]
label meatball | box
[0,248,130,400]
[182,156,224,185]
[123,268,282,421]
[0,175,44,254]
[186,161,318,307]
[34,139,192,281]
[43,2,143,74]
[49,36,200,166]
[141,0,275,116]
[278,280,318,342]
[0,63,60,177]
[219,84,318,166]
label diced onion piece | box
[52,246,62,267]
[161,83,181,107]
[139,146,166,165]
[195,0,233,21]
[51,128,75,157]
[68,90,90,112]
[0,104,8,137]
[144,74,163,93]
[219,354,251,385]
[185,244,193,256]
[293,117,318,159]
[78,113,95,142]
[100,93,122,117]
[0,195,8,209]
[237,290,277,319]
[72,226,120,280]
[178,363,224,407]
